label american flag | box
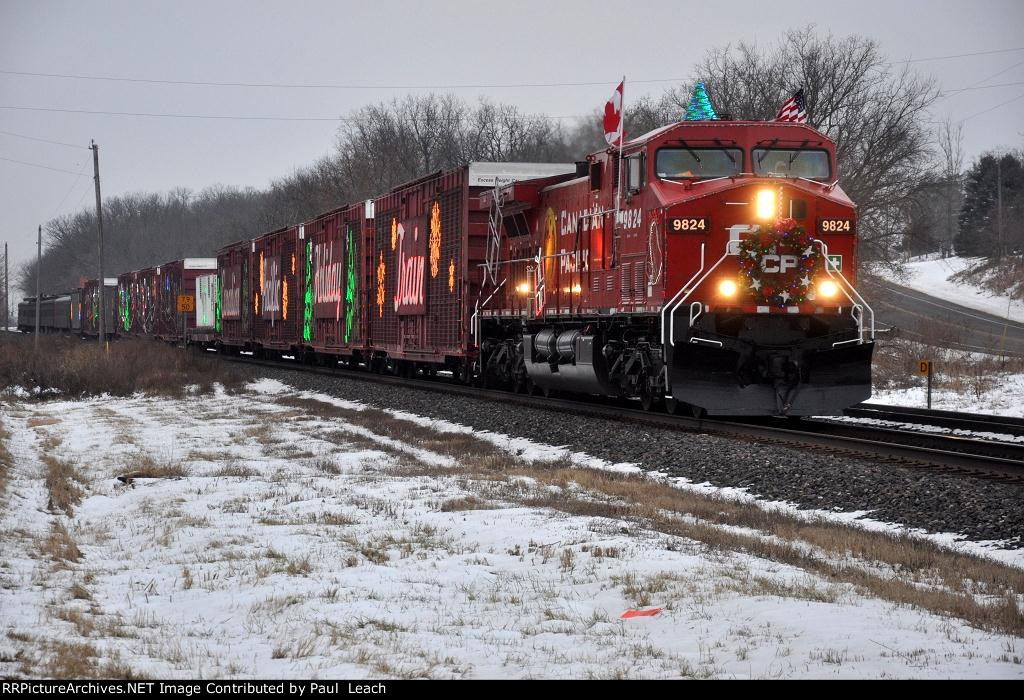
[774,89,807,123]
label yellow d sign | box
[917,360,931,376]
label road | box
[860,277,1024,357]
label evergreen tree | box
[955,152,1023,257]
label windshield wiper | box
[787,140,810,169]
[756,139,778,167]
[713,138,736,164]
[679,140,700,164]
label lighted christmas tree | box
[684,81,718,121]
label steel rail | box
[843,403,1024,437]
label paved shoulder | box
[860,277,1024,356]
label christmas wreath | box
[736,218,822,306]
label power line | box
[2,79,1021,125]
[0,104,580,122]
[939,79,1024,96]
[46,163,89,220]
[0,69,687,91]
[0,155,84,175]
[2,46,1022,91]
[0,129,88,150]
[894,46,1024,64]
[961,90,1024,122]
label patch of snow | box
[823,415,1023,444]
[882,255,1024,323]
[867,371,1024,418]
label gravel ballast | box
[246,364,1024,549]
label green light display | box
[120,286,131,331]
[344,228,357,344]
[684,81,718,121]
[303,240,314,342]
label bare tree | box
[691,26,940,260]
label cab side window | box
[626,153,645,193]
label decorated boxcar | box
[81,278,117,338]
[153,258,217,342]
[215,240,252,352]
[369,163,574,375]
[116,267,159,337]
[251,226,301,356]
[296,202,373,363]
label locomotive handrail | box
[813,239,875,342]
[659,243,705,345]
[470,277,507,342]
[689,301,703,328]
[665,243,734,346]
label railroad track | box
[218,352,1024,483]
[843,403,1024,438]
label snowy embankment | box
[1,381,1022,679]
[866,371,1024,418]
[881,255,1023,323]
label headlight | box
[756,189,776,219]
[718,279,738,298]
[818,280,839,299]
[516,282,531,295]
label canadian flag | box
[603,80,624,147]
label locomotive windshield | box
[655,148,742,180]
[752,148,831,180]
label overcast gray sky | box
[2,0,1022,278]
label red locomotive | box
[476,120,874,415]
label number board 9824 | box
[668,217,709,233]
[817,218,855,234]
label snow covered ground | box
[882,255,1023,324]
[867,370,1024,418]
[1,381,1022,679]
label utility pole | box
[996,155,1004,260]
[35,225,41,351]
[3,241,7,330]
[91,140,105,345]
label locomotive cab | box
[650,122,874,415]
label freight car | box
[117,267,159,337]
[81,278,117,338]
[152,258,217,342]
[367,163,575,377]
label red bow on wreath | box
[736,219,822,306]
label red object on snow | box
[620,607,663,619]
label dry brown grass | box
[21,640,142,679]
[119,452,188,480]
[0,334,243,399]
[40,522,81,564]
[42,455,85,516]
[873,332,1024,392]
[439,495,495,512]
[951,257,1024,302]
[0,414,11,498]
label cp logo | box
[761,254,799,274]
